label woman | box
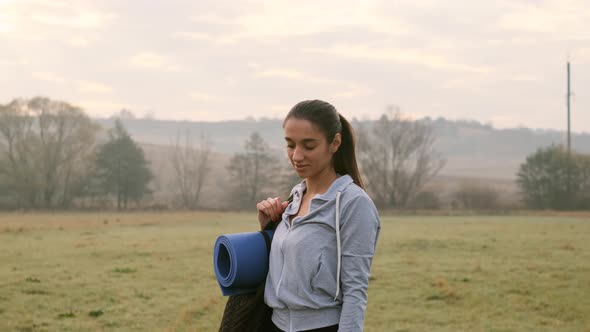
[257,100,380,332]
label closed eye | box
[285,138,319,150]
[286,144,316,150]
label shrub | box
[410,191,441,210]
[452,182,500,210]
[517,145,590,210]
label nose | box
[292,146,304,162]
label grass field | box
[0,212,589,332]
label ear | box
[331,133,342,154]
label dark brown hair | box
[283,99,365,189]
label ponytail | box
[334,114,365,189]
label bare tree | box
[357,108,445,209]
[227,132,278,209]
[170,130,212,209]
[0,97,99,208]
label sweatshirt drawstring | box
[334,191,342,301]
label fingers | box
[273,197,283,220]
[268,197,280,221]
[265,198,278,221]
[256,197,287,222]
[256,198,276,222]
[256,200,273,221]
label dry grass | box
[0,212,589,331]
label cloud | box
[30,10,116,29]
[0,58,29,67]
[499,1,590,39]
[2,0,116,29]
[267,104,290,113]
[190,13,236,25]
[0,11,14,35]
[574,48,590,64]
[508,74,540,83]
[32,71,65,83]
[254,68,342,85]
[224,77,238,86]
[172,30,236,44]
[329,85,372,99]
[75,99,132,116]
[185,1,410,44]
[128,52,180,71]
[255,69,306,80]
[188,92,219,102]
[1,1,589,130]
[0,0,115,43]
[232,0,410,38]
[129,53,165,68]
[173,31,214,41]
[305,44,491,74]
[69,36,90,47]
[77,81,112,94]
[253,67,373,103]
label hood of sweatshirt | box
[282,174,354,227]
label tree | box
[170,130,212,209]
[575,153,590,209]
[0,102,38,207]
[226,132,278,209]
[517,145,590,210]
[95,120,153,210]
[0,97,99,208]
[357,109,445,209]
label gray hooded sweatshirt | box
[264,175,380,332]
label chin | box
[293,167,308,177]
[294,169,306,177]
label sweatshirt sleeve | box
[338,194,381,331]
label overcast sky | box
[1,0,589,132]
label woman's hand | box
[257,197,289,230]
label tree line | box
[1,96,589,211]
[0,97,153,209]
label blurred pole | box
[566,61,572,208]
[567,61,571,154]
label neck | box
[305,167,338,195]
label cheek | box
[309,151,325,164]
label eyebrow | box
[284,138,319,143]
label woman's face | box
[284,118,341,179]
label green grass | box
[0,212,589,331]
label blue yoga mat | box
[213,230,274,296]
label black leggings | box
[270,321,338,332]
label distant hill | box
[94,117,590,180]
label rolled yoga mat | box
[213,230,274,296]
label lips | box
[293,164,309,170]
